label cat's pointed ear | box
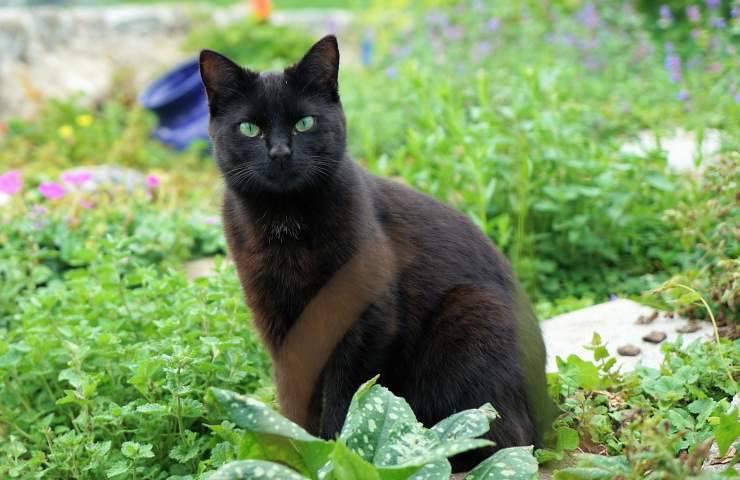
[286,35,340,101]
[199,50,257,113]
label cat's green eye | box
[239,122,260,138]
[294,116,315,133]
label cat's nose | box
[269,144,292,165]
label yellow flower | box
[76,114,93,127]
[58,125,74,139]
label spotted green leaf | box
[464,446,538,480]
[210,460,307,480]
[339,376,419,464]
[209,388,333,477]
[327,441,381,480]
[339,377,493,478]
[407,459,451,480]
[431,403,498,442]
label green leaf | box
[713,407,740,456]
[688,398,717,429]
[105,460,130,478]
[209,460,307,480]
[555,427,579,451]
[645,172,673,191]
[553,468,613,480]
[135,403,167,415]
[556,355,600,390]
[339,376,419,463]
[464,446,538,479]
[407,460,451,480]
[209,388,333,476]
[328,441,381,480]
[431,403,498,442]
[121,441,155,460]
[339,378,492,470]
[554,454,630,479]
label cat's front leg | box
[318,305,395,438]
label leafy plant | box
[208,377,539,479]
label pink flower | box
[0,170,22,195]
[61,170,93,186]
[80,199,94,209]
[38,182,65,200]
[146,175,160,188]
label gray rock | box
[617,344,641,356]
[642,330,667,344]
[542,299,711,372]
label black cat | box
[200,35,552,470]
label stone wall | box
[0,5,192,119]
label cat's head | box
[199,35,346,195]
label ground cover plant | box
[0,0,738,478]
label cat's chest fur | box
[221,188,362,349]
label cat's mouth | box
[261,168,307,193]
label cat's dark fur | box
[200,36,552,471]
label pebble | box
[642,330,667,344]
[677,322,701,334]
[617,344,641,356]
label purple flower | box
[0,170,22,195]
[707,62,722,73]
[664,45,682,83]
[61,169,92,186]
[686,5,701,23]
[732,6,739,18]
[425,10,448,26]
[472,41,493,62]
[710,16,726,28]
[146,175,160,188]
[442,24,464,40]
[578,3,601,29]
[659,4,673,22]
[677,89,690,101]
[735,93,740,103]
[384,66,398,78]
[31,205,48,217]
[38,182,65,200]
[706,0,720,8]
[486,18,501,32]
[609,294,618,302]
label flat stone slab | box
[542,299,712,372]
[620,128,721,174]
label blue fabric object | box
[139,58,210,151]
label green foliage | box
[0,248,271,478]
[1,99,205,172]
[183,18,315,71]
[658,152,739,325]
[342,0,738,303]
[544,333,740,476]
[0,201,225,327]
[209,377,539,479]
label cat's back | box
[368,174,515,292]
